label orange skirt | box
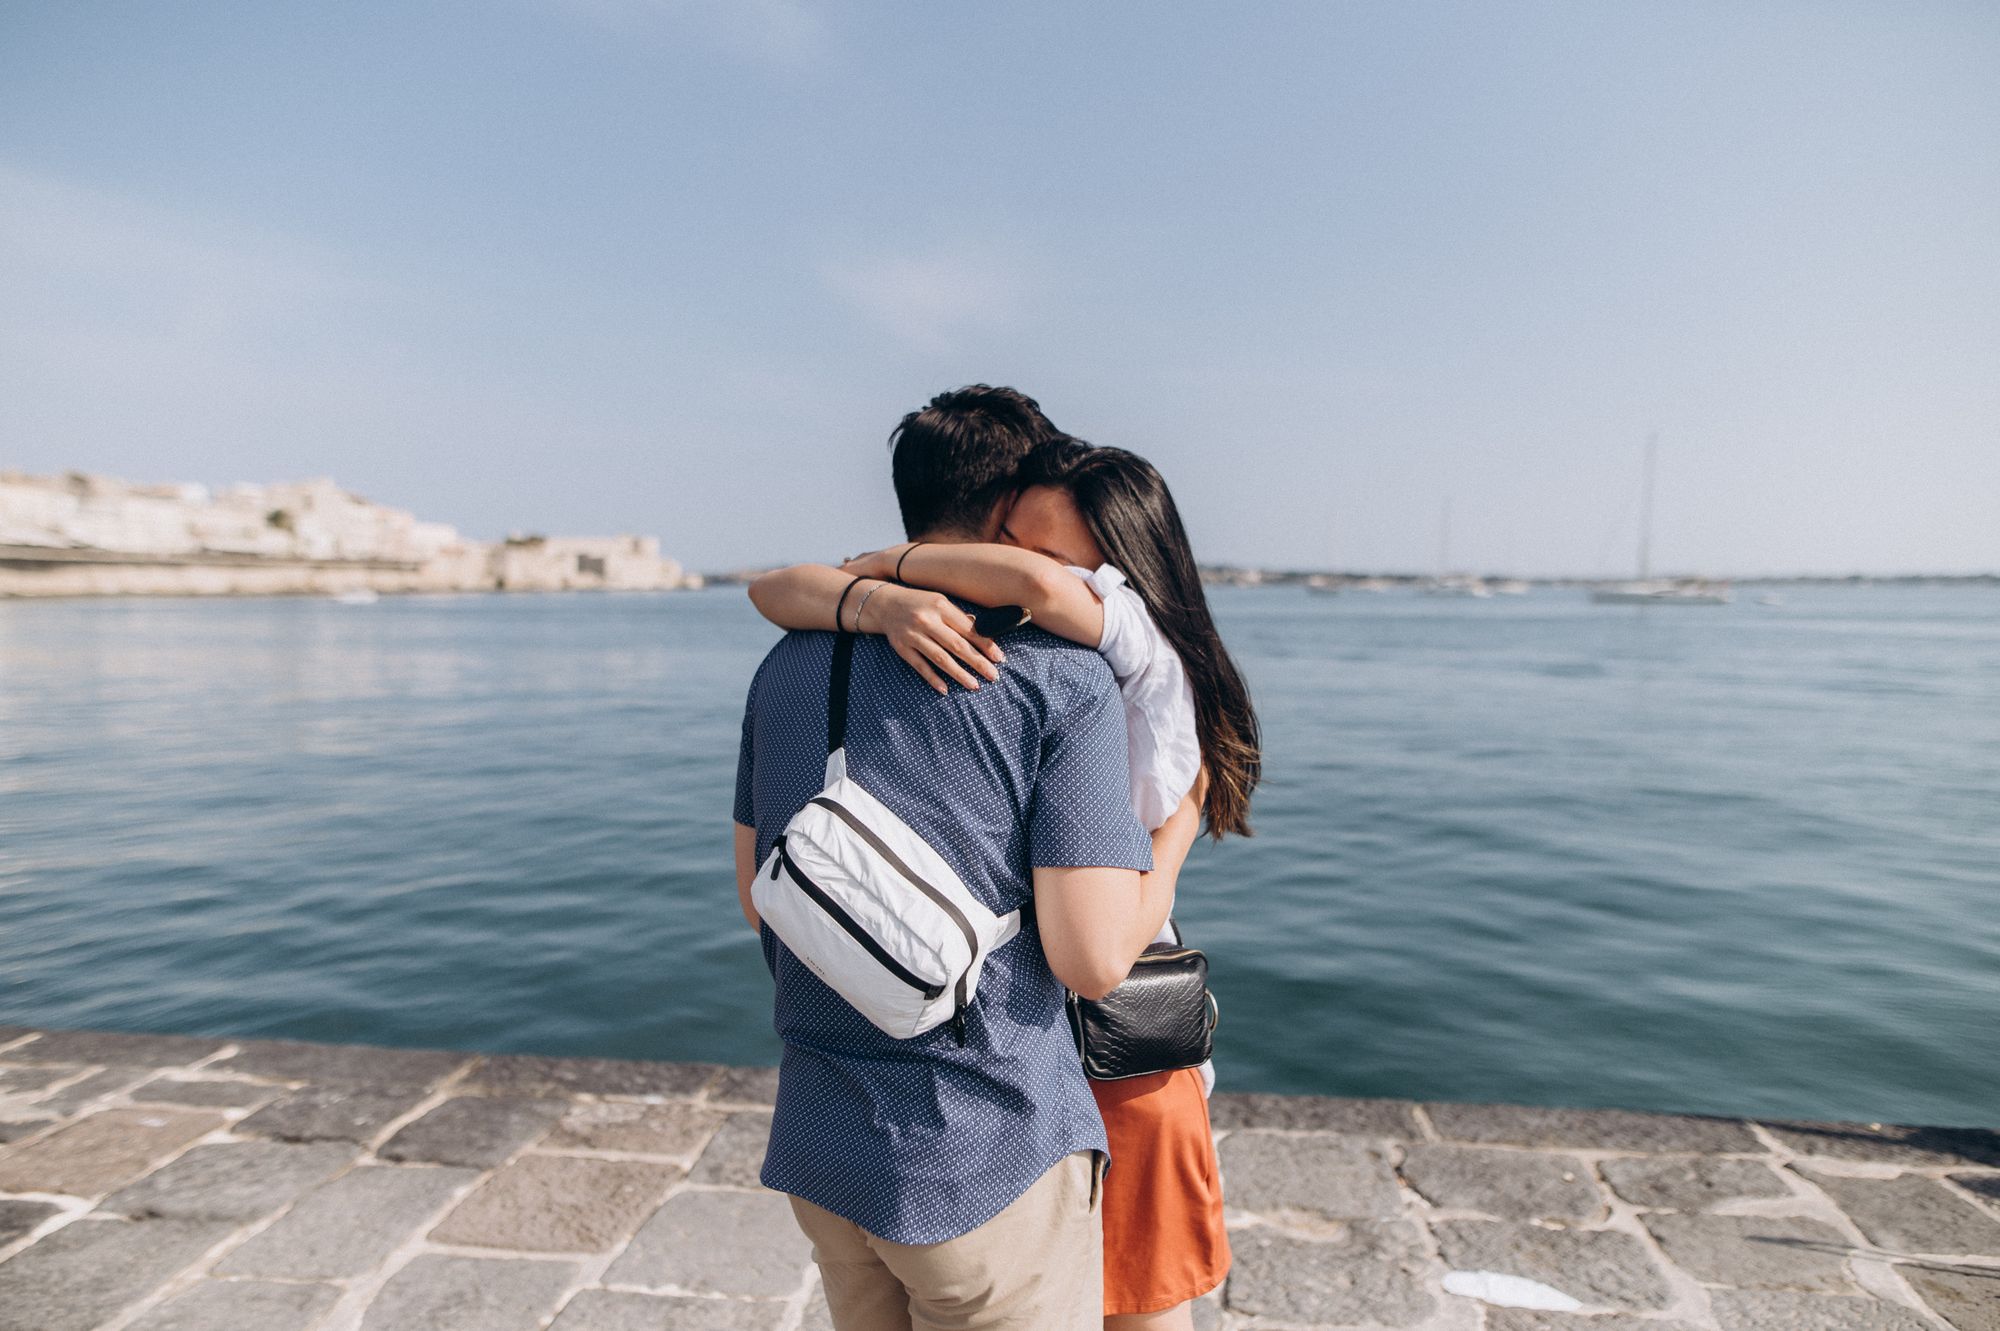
[1092,1066,1231,1316]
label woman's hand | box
[861,584,1004,694]
[840,543,912,583]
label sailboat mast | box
[1638,433,1657,581]
[1438,496,1452,577]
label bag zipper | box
[773,840,946,1000]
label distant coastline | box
[0,471,697,599]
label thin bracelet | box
[832,574,864,631]
[893,542,925,584]
[852,580,886,631]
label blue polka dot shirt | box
[734,622,1153,1244]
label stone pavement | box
[0,1027,1994,1330]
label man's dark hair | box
[888,385,1060,539]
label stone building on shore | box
[0,471,687,597]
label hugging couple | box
[732,385,1260,1329]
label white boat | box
[330,588,381,605]
[1492,579,1532,596]
[1590,580,1731,606]
[1421,574,1493,598]
[1590,435,1731,606]
[1305,574,1342,596]
[1421,499,1492,596]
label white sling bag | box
[752,633,1022,1042]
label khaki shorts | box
[788,1151,1105,1331]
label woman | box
[750,440,1260,1329]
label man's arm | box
[734,822,760,934]
[1035,785,1201,997]
[1033,865,1148,999]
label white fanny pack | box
[752,633,1022,1042]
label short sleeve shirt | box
[733,620,1153,1244]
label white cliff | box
[0,471,686,597]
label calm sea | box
[2,585,1994,1126]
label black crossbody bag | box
[1066,920,1219,1080]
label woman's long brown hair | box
[1017,441,1261,838]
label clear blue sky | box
[3,2,1995,576]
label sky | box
[2,1,1995,577]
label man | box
[733,385,1158,1329]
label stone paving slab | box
[1397,1142,1604,1221]
[1432,1219,1675,1310]
[33,1065,158,1116]
[215,1164,479,1279]
[1226,1221,1438,1326]
[544,1100,726,1155]
[1799,1167,2000,1256]
[127,1076,286,1110]
[377,1094,568,1168]
[1,1025,1993,1331]
[99,1139,356,1221]
[460,1052,719,1099]
[0,1106,223,1197]
[687,1111,777,1188]
[4,1029,226,1067]
[1902,1267,2000,1331]
[0,1216,235,1331]
[549,1290,789,1330]
[237,1082,434,1143]
[206,1037,470,1089]
[1763,1119,2000,1169]
[1425,1100,1761,1153]
[124,1277,345,1331]
[1485,1314,1701,1331]
[0,1197,60,1246]
[1600,1153,1793,1211]
[0,1065,71,1094]
[428,1154,680,1252]
[360,1253,578,1331]
[1217,1130,1405,1220]
[605,1189,812,1296]
[1641,1212,1856,1293]
[1707,1289,1944,1331]
[1208,1092,1423,1136]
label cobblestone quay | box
[0,1027,1993,1330]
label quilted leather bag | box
[1066,921,1218,1080]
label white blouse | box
[1069,563,1216,1095]
[1070,564,1201,834]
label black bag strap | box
[827,631,856,755]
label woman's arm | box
[848,543,1106,646]
[1131,780,1205,948]
[746,564,1003,694]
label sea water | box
[1,584,1994,1125]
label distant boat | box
[1591,580,1731,606]
[331,588,380,605]
[1420,498,1493,597]
[1756,592,1784,607]
[1305,574,1342,596]
[1422,574,1493,598]
[1590,434,1732,606]
[1491,579,1532,596]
